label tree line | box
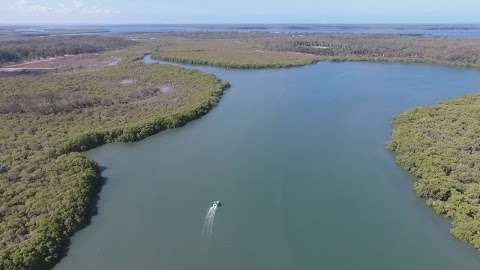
[0,35,136,64]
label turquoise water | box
[54,60,480,270]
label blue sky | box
[1,0,479,24]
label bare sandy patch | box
[108,58,121,66]
[159,83,174,93]
[0,54,122,72]
[119,79,137,85]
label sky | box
[1,0,480,25]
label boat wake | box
[201,204,218,238]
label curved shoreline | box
[387,93,480,250]
[4,50,480,269]
[0,56,230,270]
[54,58,480,270]
[150,55,320,69]
[86,56,480,256]
[57,78,231,270]
[150,54,480,252]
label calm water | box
[54,60,480,270]
[108,24,480,37]
[10,24,480,38]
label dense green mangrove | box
[0,53,229,270]
[150,38,319,69]
[388,93,480,250]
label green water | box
[54,60,480,270]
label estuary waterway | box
[54,58,480,270]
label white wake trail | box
[201,205,217,238]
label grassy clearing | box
[0,52,229,270]
[388,93,480,249]
[150,37,319,69]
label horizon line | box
[2,22,480,26]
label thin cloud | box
[14,0,115,16]
[73,0,83,9]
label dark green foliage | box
[0,153,100,269]
[153,55,319,69]
[388,93,480,249]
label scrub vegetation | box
[0,51,229,269]
[0,35,137,64]
[151,32,480,68]
[388,93,480,249]
[264,33,480,67]
[150,37,319,69]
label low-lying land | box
[0,35,136,64]
[262,33,480,67]
[0,54,122,74]
[388,94,480,249]
[150,32,480,68]
[0,50,228,269]
[150,37,319,68]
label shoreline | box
[151,55,480,252]
[16,82,230,270]
[150,55,320,69]
[4,32,480,269]
[0,53,230,270]
[51,79,231,270]
[387,93,480,251]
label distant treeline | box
[258,34,480,67]
[0,35,137,64]
[152,32,480,68]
